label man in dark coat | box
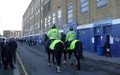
[3,41,14,69]
[9,38,18,64]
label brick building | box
[22,0,120,57]
[3,30,21,39]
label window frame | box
[52,13,56,24]
[80,0,89,13]
[57,9,62,26]
[67,3,73,23]
[96,0,108,8]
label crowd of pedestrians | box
[0,38,17,70]
[18,38,37,46]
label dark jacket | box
[9,40,17,51]
[4,42,13,58]
[104,41,110,49]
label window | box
[48,15,51,27]
[43,0,51,14]
[57,9,62,27]
[43,4,47,14]
[47,0,50,12]
[52,13,56,24]
[80,0,89,13]
[45,17,47,27]
[67,3,73,23]
[31,7,34,14]
[96,0,108,8]
[40,20,43,29]
[58,10,61,18]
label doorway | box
[94,35,101,52]
[106,35,110,42]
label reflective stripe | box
[68,40,79,50]
[49,40,63,50]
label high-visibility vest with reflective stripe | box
[68,40,79,50]
[49,40,63,50]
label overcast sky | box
[0,0,31,35]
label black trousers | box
[4,57,14,69]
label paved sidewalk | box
[83,51,120,65]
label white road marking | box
[17,53,28,75]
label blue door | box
[94,35,101,52]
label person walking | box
[104,41,112,57]
[9,38,18,64]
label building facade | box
[22,0,120,57]
[3,30,21,39]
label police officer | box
[46,25,60,49]
[66,27,77,48]
[47,25,60,40]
